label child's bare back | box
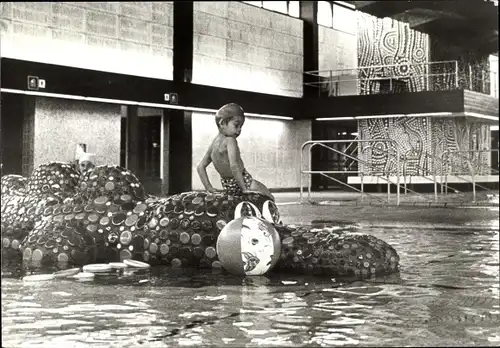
[196,103,274,200]
[209,134,244,179]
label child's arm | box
[226,137,249,193]
[197,142,217,192]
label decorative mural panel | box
[358,117,431,176]
[431,119,492,175]
[357,13,429,95]
[358,118,492,177]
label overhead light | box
[1,88,86,100]
[0,88,293,120]
[315,117,355,121]
[354,114,405,119]
[491,125,499,131]
[245,112,293,120]
[406,112,453,117]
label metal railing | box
[300,140,499,205]
[440,149,499,201]
[305,60,499,98]
[300,139,402,205]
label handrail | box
[300,139,401,205]
[304,60,459,76]
[440,149,499,201]
[303,72,457,88]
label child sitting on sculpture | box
[197,103,274,200]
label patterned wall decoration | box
[358,117,492,177]
[431,118,492,175]
[357,13,429,95]
[358,117,431,176]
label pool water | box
[2,223,499,347]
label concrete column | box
[173,1,193,83]
[300,1,319,99]
[160,111,170,195]
[168,1,194,193]
[168,110,192,194]
[125,105,140,176]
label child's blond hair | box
[215,103,245,128]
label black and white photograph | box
[1,1,499,347]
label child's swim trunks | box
[220,169,253,195]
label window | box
[288,1,300,17]
[317,1,333,27]
[332,2,356,33]
[241,1,300,19]
[263,1,288,14]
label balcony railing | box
[304,60,498,98]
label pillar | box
[300,1,319,99]
[167,0,194,194]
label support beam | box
[125,105,139,176]
[170,1,194,193]
[300,1,319,98]
[160,111,170,195]
[168,111,192,194]
[173,1,193,83]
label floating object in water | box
[23,274,55,282]
[109,262,128,270]
[53,268,81,278]
[1,162,400,278]
[73,272,95,281]
[123,259,150,269]
[216,217,281,276]
[82,263,112,273]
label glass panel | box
[288,1,300,18]
[317,1,333,27]
[263,1,288,14]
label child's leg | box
[249,179,274,201]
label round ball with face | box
[216,217,281,276]
[231,192,281,225]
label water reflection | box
[2,223,500,347]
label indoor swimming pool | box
[2,221,499,347]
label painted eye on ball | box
[261,200,280,225]
[234,201,262,220]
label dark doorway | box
[311,120,358,190]
[1,93,24,176]
[137,116,162,195]
[492,129,499,172]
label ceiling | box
[346,0,498,55]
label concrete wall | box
[191,113,311,190]
[0,2,173,79]
[190,2,309,191]
[318,4,358,96]
[192,1,303,97]
[33,97,121,169]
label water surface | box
[2,223,499,347]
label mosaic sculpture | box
[1,162,400,278]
